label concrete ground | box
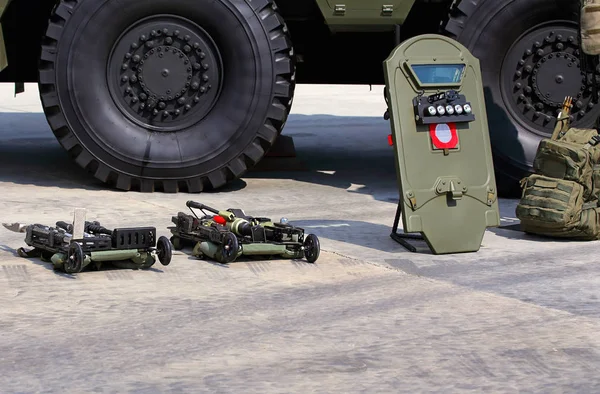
[1,83,599,393]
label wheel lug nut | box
[122,76,129,82]
[194,63,201,70]
[131,75,138,83]
[525,49,532,57]
[174,30,180,36]
[140,35,147,41]
[589,102,595,109]
[178,98,185,105]
[125,52,132,59]
[557,34,563,41]
[534,41,541,48]
[194,43,200,49]
[184,35,191,41]
[525,65,532,73]
[518,94,525,101]
[200,52,206,59]
[159,102,166,109]
[140,93,147,101]
[557,43,564,50]
[194,97,200,103]
[140,103,146,110]
[536,49,544,57]
[580,110,586,116]
[133,55,141,63]
[131,42,139,49]
[174,109,180,116]
[163,111,170,117]
[166,37,173,45]
[203,63,209,70]
[146,41,154,48]
[525,104,533,111]
[122,64,128,70]
[519,59,526,66]
[153,109,159,115]
[151,30,157,36]
[515,82,522,89]
[125,87,132,93]
[525,86,532,94]
[536,103,544,110]
[191,82,199,90]
[185,104,192,111]
[184,45,191,52]
[200,86,206,93]
[132,96,138,103]
[515,70,522,77]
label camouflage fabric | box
[533,128,600,200]
[516,127,600,240]
[581,0,600,56]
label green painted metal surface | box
[383,34,500,254]
[314,0,414,30]
[0,0,12,71]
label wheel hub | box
[532,52,583,106]
[502,25,600,135]
[108,16,222,131]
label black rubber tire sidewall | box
[445,0,583,195]
[53,0,277,181]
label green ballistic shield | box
[383,34,500,254]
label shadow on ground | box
[0,112,398,200]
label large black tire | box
[441,0,600,196]
[38,0,295,192]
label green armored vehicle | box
[0,0,595,195]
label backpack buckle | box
[590,135,600,146]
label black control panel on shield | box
[413,90,475,125]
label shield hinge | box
[487,186,496,206]
[334,4,346,15]
[406,191,417,210]
[435,177,467,200]
[382,5,394,16]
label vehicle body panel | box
[0,0,13,71]
[314,0,415,31]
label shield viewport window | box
[410,64,465,85]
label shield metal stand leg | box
[390,202,425,253]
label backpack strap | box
[583,134,600,149]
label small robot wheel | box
[221,233,239,263]
[157,236,173,266]
[303,234,320,263]
[64,242,84,274]
[170,235,183,250]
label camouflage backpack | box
[516,98,600,240]
[581,0,600,56]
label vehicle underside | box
[0,0,448,85]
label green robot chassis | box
[3,221,173,274]
[169,201,320,264]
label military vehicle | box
[0,0,595,195]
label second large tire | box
[38,0,295,192]
[441,0,600,196]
